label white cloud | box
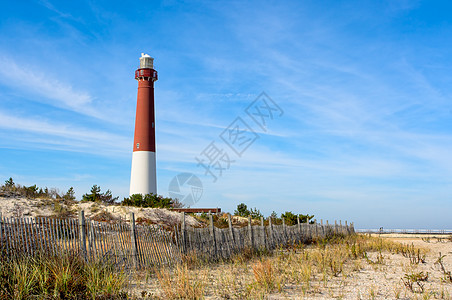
[37,0,75,20]
[0,110,130,156]
[0,56,106,119]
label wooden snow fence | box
[0,211,181,269]
[176,213,355,260]
[0,210,355,267]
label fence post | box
[313,219,317,239]
[334,220,338,234]
[297,216,301,242]
[321,219,325,237]
[130,212,139,269]
[268,217,273,249]
[180,212,186,254]
[282,218,288,246]
[227,214,235,249]
[78,210,87,261]
[248,216,254,249]
[325,220,329,237]
[329,220,332,235]
[260,217,266,249]
[339,220,342,234]
[283,217,287,241]
[209,212,217,257]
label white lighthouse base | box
[129,151,157,196]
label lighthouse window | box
[136,143,140,149]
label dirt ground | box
[128,234,452,299]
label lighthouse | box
[129,53,158,196]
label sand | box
[268,234,452,299]
[0,196,200,227]
[128,234,452,299]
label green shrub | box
[250,207,263,219]
[281,211,314,225]
[1,178,65,200]
[234,203,263,219]
[299,213,315,224]
[63,187,76,202]
[23,184,39,198]
[122,193,174,209]
[4,177,14,189]
[235,203,250,217]
[82,185,118,204]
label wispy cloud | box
[37,0,76,20]
[0,110,130,156]
[0,56,109,120]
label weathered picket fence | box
[0,211,181,268]
[176,213,355,260]
[0,210,355,268]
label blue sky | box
[0,0,451,229]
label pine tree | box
[4,177,14,187]
[63,187,76,201]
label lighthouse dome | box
[139,53,154,69]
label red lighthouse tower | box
[129,53,158,195]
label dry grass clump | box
[155,264,207,299]
[0,251,127,299]
[251,259,278,293]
